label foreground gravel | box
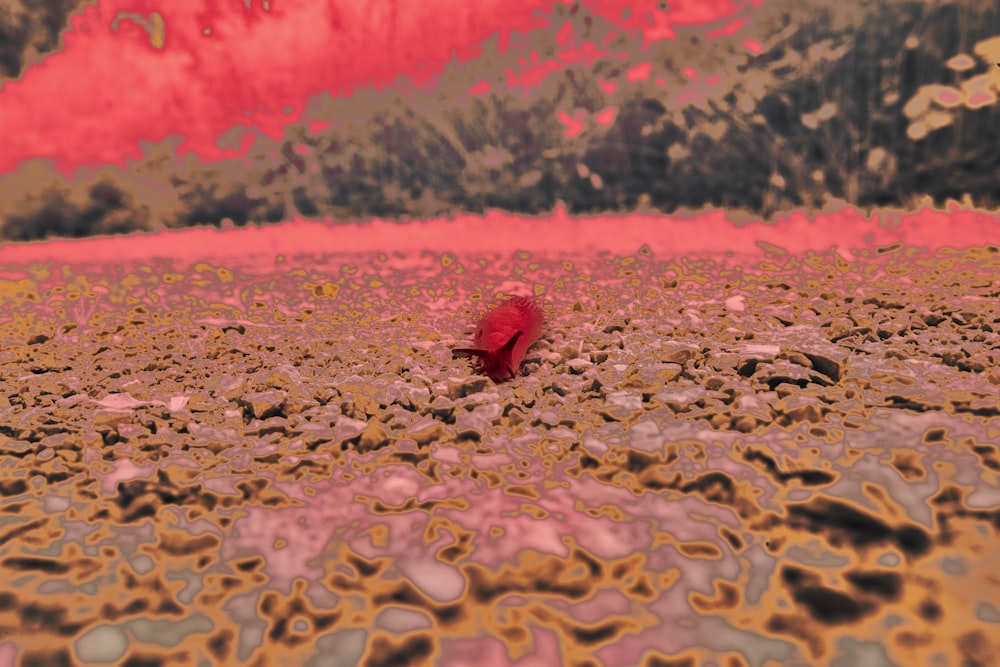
[1,241,998,666]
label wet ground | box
[0,212,998,666]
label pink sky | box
[0,0,753,176]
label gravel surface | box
[1,238,999,666]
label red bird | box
[453,295,544,382]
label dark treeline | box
[3,0,1000,241]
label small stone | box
[239,390,286,419]
[185,392,215,412]
[245,416,291,436]
[354,422,390,453]
[75,624,129,663]
[93,410,134,430]
[447,376,489,400]
[730,415,759,433]
[824,317,854,339]
[257,365,303,390]
[605,391,642,410]
[775,395,827,424]
[709,353,739,372]
[659,342,699,364]
[704,377,726,391]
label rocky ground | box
[0,237,998,667]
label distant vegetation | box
[2,0,1000,241]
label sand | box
[0,211,998,666]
